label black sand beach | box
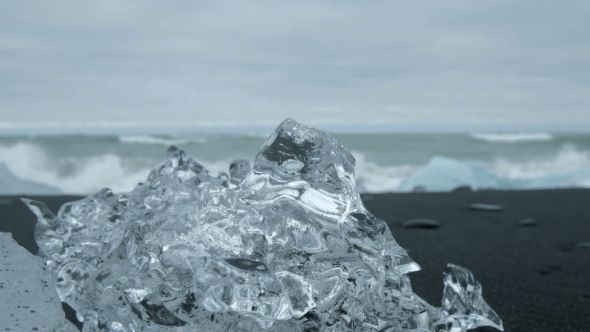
[1,189,589,332]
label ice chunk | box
[431,264,503,332]
[24,119,502,332]
[0,232,78,332]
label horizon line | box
[1,122,589,135]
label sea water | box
[1,131,590,194]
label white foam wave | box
[0,162,62,194]
[1,142,589,195]
[489,144,590,179]
[396,145,590,192]
[351,151,418,193]
[118,135,194,146]
[0,143,152,194]
[0,142,236,195]
[470,132,553,143]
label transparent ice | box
[24,119,503,332]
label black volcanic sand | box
[1,189,589,332]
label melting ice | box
[24,119,503,332]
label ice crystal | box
[24,119,503,332]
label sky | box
[0,1,589,133]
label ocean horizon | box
[2,120,590,136]
[2,128,590,196]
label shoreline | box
[1,189,589,331]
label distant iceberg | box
[397,155,590,192]
[0,162,62,195]
[397,157,505,192]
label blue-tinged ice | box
[397,157,503,192]
[397,155,590,193]
[23,119,503,332]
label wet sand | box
[1,189,589,331]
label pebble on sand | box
[518,218,537,226]
[401,218,441,229]
[470,203,505,212]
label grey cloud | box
[0,0,589,129]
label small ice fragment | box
[517,218,537,226]
[402,218,441,229]
[433,264,504,332]
[24,119,503,332]
[470,203,505,212]
[576,242,590,249]
[0,232,78,332]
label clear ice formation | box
[24,119,503,332]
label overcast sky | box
[1,1,589,132]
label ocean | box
[1,131,590,195]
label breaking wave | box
[0,142,231,194]
[490,145,589,179]
[0,143,151,194]
[470,132,554,143]
[351,152,418,193]
[351,146,590,192]
[1,142,589,195]
[395,145,590,192]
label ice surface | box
[229,159,252,186]
[0,232,78,332]
[23,119,503,332]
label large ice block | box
[24,119,503,332]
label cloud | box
[0,0,589,130]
